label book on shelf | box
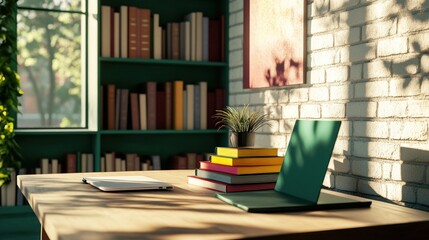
[128,6,138,58]
[195,169,279,185]
[180,21,191,61]
[165,82,173,129]
[66,153,77,173]
[216,147,279,158]
[207,91,215,128]
[130,92,140,130]
[215,88,226,114]
[210,155,284,166]
[81,153,88,172]
[139,93,147,130]
[101,5,112,57]
[156,90,166,129]
[173,80,184,130]
[199,81,207,129]
[120,5,128,58]
[187,176,276,193]
[153,13,162,59]
[113,11,120,58]
[16,168,26,206]
[185,84,194,130]
[139,8,151,58]
[195,12,203,61]
[193,84,200,129]
[119,88,129,130]
[115,88,121,130]
[171,22,180,60]
[184,12,196,61]
[199,161,281,175]
[202,17,209,62]
[106,84,116,130]
[145,81,157,130]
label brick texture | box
[228,0,429,210]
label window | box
[17,0,86,128]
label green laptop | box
[216,120,372,213]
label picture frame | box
[243,0,307,89]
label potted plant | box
[213,104,271,147]
[0,0,23,187]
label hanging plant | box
[0,0,23,187]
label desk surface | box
[18,170,429,240]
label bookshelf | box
[12,0,229,176]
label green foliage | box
[0,0,23,186]
[213,105,271,133]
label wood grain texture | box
[18,170,429,240]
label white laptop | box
[82,175,173,192]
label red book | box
[66,153,77,173]
[199,161,281,175]
[165,82,173,129]
[130,92,140,130]
[139,8,151,58]
[106,84,116,130]
[128,7,138,58]
[145,82,157,130]
[209,19,221,62]
[187,176,275,193]
[156,90,166,129]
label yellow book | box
[211,155,283,166]
[216,147,279,158]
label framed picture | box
[243,0,307,89]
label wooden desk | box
[18,170,429,240]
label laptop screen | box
[274,120,341,203]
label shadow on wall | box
[257,0,429,209]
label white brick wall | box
[228,0,429,210]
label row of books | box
[188,147,284,192]
[101,5,225,62]
[101,81,226,130]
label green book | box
[216,120,372,213]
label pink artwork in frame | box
[244,0,307,88]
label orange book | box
[173,80,184,130]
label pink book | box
[199,161,281,175]
[187,176,275,193]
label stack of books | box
[187,147,283,192]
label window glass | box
[17,4,86,128]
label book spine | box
[186,84,194,130]
[199,81,207,129]
[139,94,147,130]
[193,84,200,129]
[140,8,151,58]
[165,82,172,129]
[171,22,180,60]
[146,82,157,130]
[156,91,166,129]
[66,153,77,173]
[120,6,128,58]
[130,92,140,130]
[128,7,138,58]
[119,89,129,130]
[106,84,116,130]
[101,6,111,57]
[113,12,120,58]
[173,80,184,130]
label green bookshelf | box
[13,0,229,173]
